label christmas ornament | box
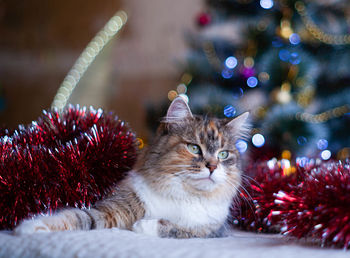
[197,12,211,27]
[0,105,136,230]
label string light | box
[295,1,350,45]
[168,90,178,101]
[202,41,221,71]
[177,84,187,94]
[180,73,193,85]
[280,19,293,39]
[296,86,315,107]
[274,82,292,104]
[295,104,350,123]
[51,11,128,110]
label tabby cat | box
[15,97,250,238]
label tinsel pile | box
[234,158,350,249]
[0,105,136,230]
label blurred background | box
[0,0,202,139]
[0,0,349,161]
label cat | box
[14,97,250,238]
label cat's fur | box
[14,97,250,238]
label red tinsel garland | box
[273,161,350,248]
[0,105,136,230]
[234,158,350,249]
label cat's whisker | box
[241,174,260,187]
[225,180,254,209]
[173,170,191,176]
[161,167,191,173]
[227,183,252,220]
[238,184,254,203]
[164,165,193,168]
[238,179,261,222]
[228,181,260,224]
[231,195,246,222]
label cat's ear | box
[165,97,193,122]
[225,112,250,139]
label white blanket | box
[0,228,348,258]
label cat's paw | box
[14,219,51,235]
[132,219,159,237]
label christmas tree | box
[159,0,350,161]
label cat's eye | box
[187,144,201,154]
[218,150,229,159]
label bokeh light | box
[225,56,238,69]
[258,72,270,82]
[233,87,244,99]
[279,49,290,62]
[177,83,187,94]
[317,139,328,150]
[321,150,331,160]
[168,90,178,101]
[281,150,292,160]
[137,138,144,149]
[242,67,255,78]
[178,94,189,103]
[243,57,254,68]
[236,140,248,153]
[290,52,301,65]
[297,136,307,145]
[296,157,309,168]
[247,76,258,88]
[280,159,290,169]
[224,105,236,117]
[289,33,301,45]
[252,133,265,147]
[221,68,234,79]
[267,158,277,169]
[260,0,274,9]
[272,38,283,48]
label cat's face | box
[137,97,250,200]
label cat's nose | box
[206,163,217,173]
